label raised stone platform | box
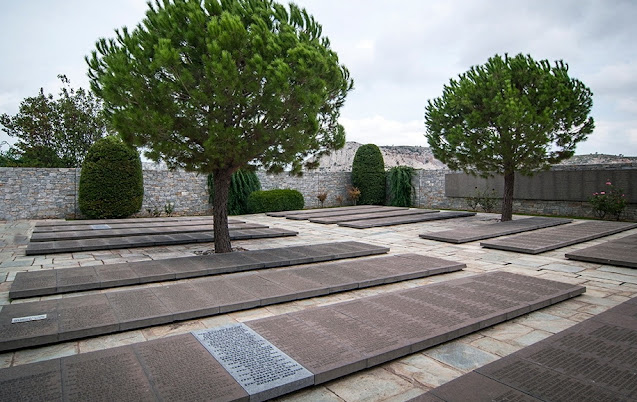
[419,217,572,244]
[0,271,585,401]
[30,222,266,242]
[32,217,243,233]
[25,227,298,256]
[11,241,389,299]
[481,221,637,254]
[35,215,220,227]
[421,296,637,401]
[565,233,637,268]
[267,205,380,218]
[0,254,464,352]
[310,209,439,224]
[338,211,476,229]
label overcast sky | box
[1,0,636,156]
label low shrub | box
[247,189,304,213]
[589,180,628,220]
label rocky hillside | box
[314,142,447,172]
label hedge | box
[351,143,386,205]
[247,189,304,213]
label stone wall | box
[1,165,635,221]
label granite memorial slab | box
[266,205,379,218]
[57,294,119,341]
[285,206,407,221]
[565,232,637,268]
[339,211,477,229]
[0,358,63,402]
[193,324,314,401]
[420,217,572,243]
[105,289,173,331]
[481,221,637,254]
[310,209,439,224]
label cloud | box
[577,120,637,155]
[341,116,426,147]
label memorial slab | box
[565,233,637,268]
[0,358,63,402]
[193,324,314,401]
[339,211,477,229]
[310,209,439,224]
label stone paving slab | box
[34,215,229,227]
[419,217,572,244]
[32,218,244,233]
[565,233,637,268]
[30,222,266,242]
[422,296,637,401]
[309,209,439,224]
[481,221,637,254]
[25,227,298,255]
[338,211,477,229]
[11,241,389,299]
[0,253,463,352]
[0,271,584,401]
[266,205,380,218]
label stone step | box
[32,218,244,233]
[310,209,439,224]
[25,228,298,256]
[0,271,585,401]
[565,233,637,268]
[30,222,267,242]
[481,221,637,254]
[419,217,572,244]
[11,241,390,299]
[0,253,464,352]
[267,205,380,218]
[339,211,476,229]
[420,296,637,401]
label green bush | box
[247,189,304,213]
[589,180,628,220]
[79,136,143,218]
[208,169,261,215]
[388,166,414,207]
[351,144,385,205]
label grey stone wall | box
[1,165,635,221]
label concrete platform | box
[25,227,298,255]
[286,206,408,221]
[0,254,464,352]
[0,271,584,401]
[32,218,244,233]
[565,233,637,268]
[481,221,637,254]
[34,215,223,227]
[339,211,476,229]
[419,217,572,244]
[30,222,267,242]
[310,209,439,224]
[421,296,637,401]
[11,241,390,299]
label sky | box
[1,0,636,156]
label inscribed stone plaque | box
[90,224,111,230]
[193,323,313,401]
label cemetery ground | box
[0,211,636,401]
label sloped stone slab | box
[423,297,637,401]
[420,217,572,244]
[12,241,388,299]
[481,221,637,254]
[339,211,476,229]
[193,324,313,401]
[310,209,439,224]
[266,205,380,218]
[0,253,462,352]
[565,233,637,268]
[25,227,298,255]
[0,358,63,401]
[286,206,407,221]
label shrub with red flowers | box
[589,180,628,220]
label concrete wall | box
[1,164,635,221]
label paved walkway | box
[1,213,637,400]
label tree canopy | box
[0,75,109,167]
[425,53,594,221]
[87,0,353,252]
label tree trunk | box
[501,170,515,221]
[212,169,233,253]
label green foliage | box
[589,180,628,220]
[79,136,144,218]
[465,187,499,213]
[387,166,414,207]
[0,75,108,167]
[351,144,386,205]
[208,169,262,215]
[425,53,594,221]
[87,0,352,252]
[247,189,304,213]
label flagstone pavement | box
[1,211,636,401]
